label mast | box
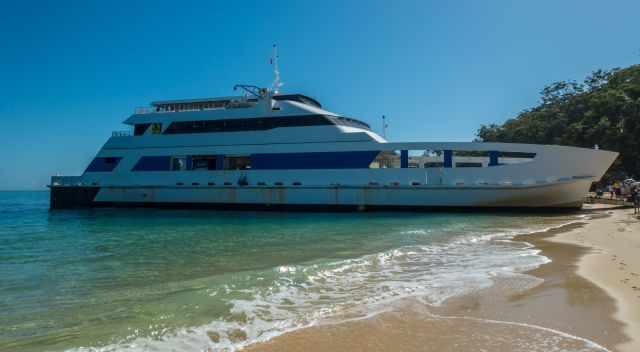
[271,44,282,94]
[382,115,388,139]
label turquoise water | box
[0,191,577,352]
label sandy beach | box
[546,207,640,351]
[246,207,640,352]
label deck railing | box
[133,106,230,114]
[50,176,84,187]
[112,130,131,137]
[134,106,154,114]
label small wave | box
[400,229,431,235]
[65,220,582,352]
[431,314,610,352]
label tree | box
[477,64,640,182]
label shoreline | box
[245,206,639,352]
[539,207,640,352]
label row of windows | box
[89,150,533,173]
[132,155,253,172]
[162,115,334,134]
[132,115,371,135]
[131,152,377,171]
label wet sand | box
[245,207,639,352]
[545,207,640,352]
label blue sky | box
[1,0,638,190]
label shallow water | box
[0,191,580,351]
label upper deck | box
[133,94,322,114]
[118,90,374,141]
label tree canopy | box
[477,64,640,182]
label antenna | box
[271,44,282,94]
[382,115,388,139]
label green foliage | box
[477,64,640,182]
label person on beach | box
[631,186,639,214]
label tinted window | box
[163,115,336,134]
[84,157,122,172]
[134,123,151,136]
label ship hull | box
[49,141,619,211]
[49,177,591,210]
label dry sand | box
[546,207,640,352]
[245,207,640,352]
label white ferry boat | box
[49,51,618,211]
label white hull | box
[68,177,589,209]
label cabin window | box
[134,123,151,136]
[191,155,218,170]
[224,156,251,170]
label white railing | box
[51,176,84,187]
[112,130,131,137]
[133,105,231,114]
[134,106,154,114]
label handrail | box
[112,130,131,137]
[50,176,83,187]
[132,105,242,114]
[134,107,154,114]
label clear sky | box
[1,0,638,190]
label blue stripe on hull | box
[251,151,379,169]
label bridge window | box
[84,157,122,172]
[134,123,151,136]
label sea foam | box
[65,221,582,352]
